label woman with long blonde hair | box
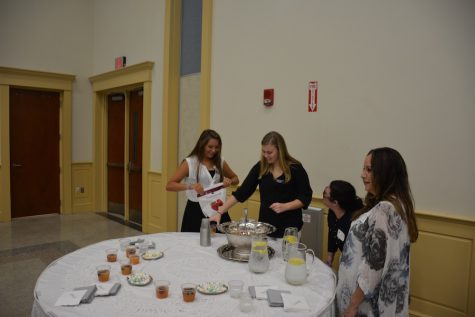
[211,131,313,238]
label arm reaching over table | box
[209,195,239,225]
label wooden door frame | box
[0,67,75,222]
[160,0,213,232]
[200,0,213,131]
[89,62,153,232]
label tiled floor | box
[0,212,142,317]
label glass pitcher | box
[285,242,315,285]
[282,227,299,261]
[248,235,269,273]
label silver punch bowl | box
[217,220,276,260]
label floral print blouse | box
[336,201,411,316]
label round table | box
[32,232,335,317]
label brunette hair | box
[354,147,418,242]
[329,180,364,215]
[259,131,300,183]
[188,129,224,183]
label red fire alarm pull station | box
[308,81,318,112]
[115,56,126,70]
[264,89,274,107]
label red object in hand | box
[216,199,223,206]
[211,202,219,211]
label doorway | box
[106,90,143,228]
[9,88,60,217]
[107,94,125,219]
[128,89,143,225]
[89,62,153,232]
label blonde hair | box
[259,131,300,183]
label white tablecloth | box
[32,232,335,317]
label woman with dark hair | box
[211,131,313,238]
[336,147,418,317]
[166,129,239,232]
[322,180,363,267]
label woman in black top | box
[322,180,363,266]
[211,131,313,238]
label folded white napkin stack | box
[54,290,87,306]
[95,282,115,296]
[281,293,310,312]
[254,285,278,300]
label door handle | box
[12,163,23,168]
[107,162,125,168]
[127,161,142,173]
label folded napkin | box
[253,286,278,300]
[281,293,310,312]
[145,241,156,249]
[130,238,145,245]
[54,290,88,306]
[73,285,97,303]
[95,282,121,296]
[267,289,291,307]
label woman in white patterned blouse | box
[336,147,418,317]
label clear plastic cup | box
[228,280,244,298]
[210,221,217,237]
[181,283,196,302]
[120,258,132,275]
[126,245,137,258]
[96,264,111,282]
[137,242,149,255]
[119,238,131,251]
[106,248,118,262]
[155,280,170,299]
[130,254,140,265]
[239,292,253,312]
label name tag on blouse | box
[337,229,345,242]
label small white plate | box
[197,282,228,295]
[142,250,164,260]
[127,272,152,286]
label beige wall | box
[177,73,202,230]
[210,0,475,219]
[92,0,165,171]
[2,1,474,220]
[0,0,94,162]
[0,0,165,169]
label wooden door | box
[9,88,60,217]
[128,89,143,225]
[107,94,125,219]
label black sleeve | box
[232,162,260,203]
[292,164,313,209]
[327,210,338,253]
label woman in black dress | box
[166,129,239,232]
[211,131,313,238]
[322,180,363,266]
